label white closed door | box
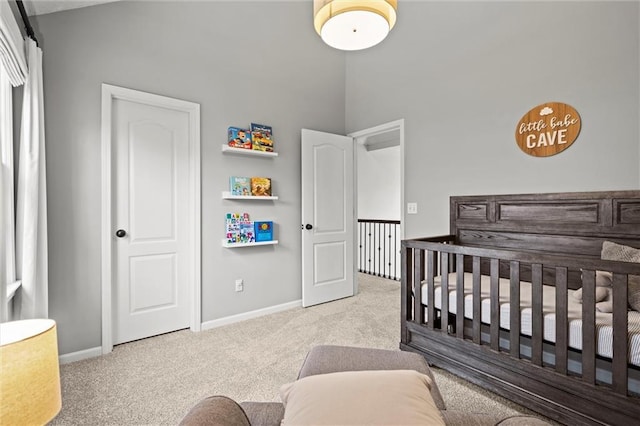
[112,98,190,344]
[301,129,355,307]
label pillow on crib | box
[601,241,640,312]
[596,300,613,313]
[581,270,613,286]
[571,286,609,303]
[602,241,640,263]
[595,270,613,287]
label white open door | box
[301,129,355,307]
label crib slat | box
[441,254,449,334]
[415,249,424,327]
[401,245,410,342]
[427,249,435,283]
[531,264,543,366]
[456,254,465,338]
[490,258,500,351]
[510,261,521,358]
[472,256,481,344]
[581,269,596,385]
[612,273,628,395]
[555,267,568,375]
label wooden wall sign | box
[515,102,581,157]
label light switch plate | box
[407,202,418,214]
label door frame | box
[348,119,404,293]
[100,84,201,354]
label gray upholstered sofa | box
[180,345,552,426]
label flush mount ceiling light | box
[313,0,398,51]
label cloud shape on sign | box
[540,107,553,116]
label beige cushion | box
[296,345,446,410]
[601,241,640,312]
[279,370,445,425]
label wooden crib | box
[400,190,640,425]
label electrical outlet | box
[407,202,418,214]
[235,279,243,292]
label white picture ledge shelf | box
[221,145,278,157]
[222,192,278,200]
[222,240,279,248]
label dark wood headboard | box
[450,190,640,287]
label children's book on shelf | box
[228,127,252,149]
[229,176,251,196]
[225,212,255,244]
[254,221,273,242]
[250,123,274,152]
[250,177,271,196]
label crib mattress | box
[421,272,640,366]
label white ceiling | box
[23,0,120,16]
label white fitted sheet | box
[421,272,640,366]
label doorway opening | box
[349,119,404,289]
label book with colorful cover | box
[225,212,254,244]
[250,177,271,196]
[254,221,273,242]
[229,176,251,196]
[250,123,274,152]
[228,127,252,150]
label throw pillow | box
[602,241,640,263]
[601,241,640,312]
[279,369,445,425]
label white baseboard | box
[58,300,301,363]
[59,346,103,364]
[201,299,302,331]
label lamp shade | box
[313,0,398,51]
[0,319,62,425]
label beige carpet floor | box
[52,273,542,425]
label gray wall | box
[33,1,346,355]
[346,1,640,238]
[33,1,639,355]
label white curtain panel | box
[0,0,24,322]
[0,147,5,321]
[0,65,16,322]
[0,0,27,86]
[16,38,48,319]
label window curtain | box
[15,38,48,319]
[0,0,27,86]
[0,0,26,322]
[0,65,14,322]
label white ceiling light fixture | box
[313,0,398,51]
